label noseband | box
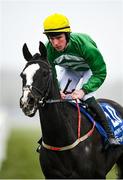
[23,60,52,107]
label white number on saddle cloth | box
[100,103,123,144]
[104,105,122,127]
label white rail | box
[0,110,9,170]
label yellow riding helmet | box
[43,13,71,33]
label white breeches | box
[56,66,95,101]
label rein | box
[41,99,95,151]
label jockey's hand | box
[71,89,85,100]
[60,91,66,99]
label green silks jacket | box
[45,33,107,94]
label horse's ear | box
[39,41,47,59]
[22,43,33,61]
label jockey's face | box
[49,33,67,51]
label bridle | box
[22,60,52,107]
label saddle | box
[71,101,123,145]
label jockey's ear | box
[39,41,47,59]
[22,43,32,61]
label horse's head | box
[20,42,51,117]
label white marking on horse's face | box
[22,87,30,104]
[23,64,40,85]
[20,63,41,117]
[21,64,40,104]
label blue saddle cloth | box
[71,102,123,144]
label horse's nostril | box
[28,97,35,105]
[23,107,28,111]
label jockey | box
[43,13,120,147]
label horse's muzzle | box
[20,95,38,117]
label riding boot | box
[84,97,120,148]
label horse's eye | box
[43,70,48,77]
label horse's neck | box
[39,78,76,146]
[48,77,61,100]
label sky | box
[0,0,123,122]
[0,0,123,82]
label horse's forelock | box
[32,53,41,60]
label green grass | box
[107,165,117,179]
[0,128,117,179]
[0,128,44,179]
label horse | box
[20,41,123,179]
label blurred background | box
[0,0,123,179]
